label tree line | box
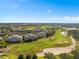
[17,50,79,59]
[67,30,79,41]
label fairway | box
[8,29,72,59]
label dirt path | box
[0,45,16,59]
[5,44,17,52]
[36,32,76,57]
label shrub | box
[32,55,37,59]
[44,53,56,59]
[18,54,24,59]
[26,54,31,59]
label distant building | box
[63,27,78,30]
[0,32,5,36]
[36,32,46,38]
[34,29,42,33]
[6,35,22,43]
[0,37,3,41]
[24,34,37,42]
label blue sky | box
[0,0,79,23]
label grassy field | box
[7,29,72,59]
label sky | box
[0,0,79,23]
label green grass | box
[38,57,45,59]
[0,56,8,59]
[8,29,72,59]
[38,55,61,59]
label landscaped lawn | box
[8,29,72,59]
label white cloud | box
[64,16,69,19]
[50,16,79,20]
[48,10,52,13]
[47,16,79,23]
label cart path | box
[36,32,76,57]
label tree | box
[26,54,31,59]
[44,53,56,59]
[32,55,37,59]
[59,53,70,59]
[71,50,77,54]
[18,54,24,59]
[73,51,79,59]
[67,30,79,41]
